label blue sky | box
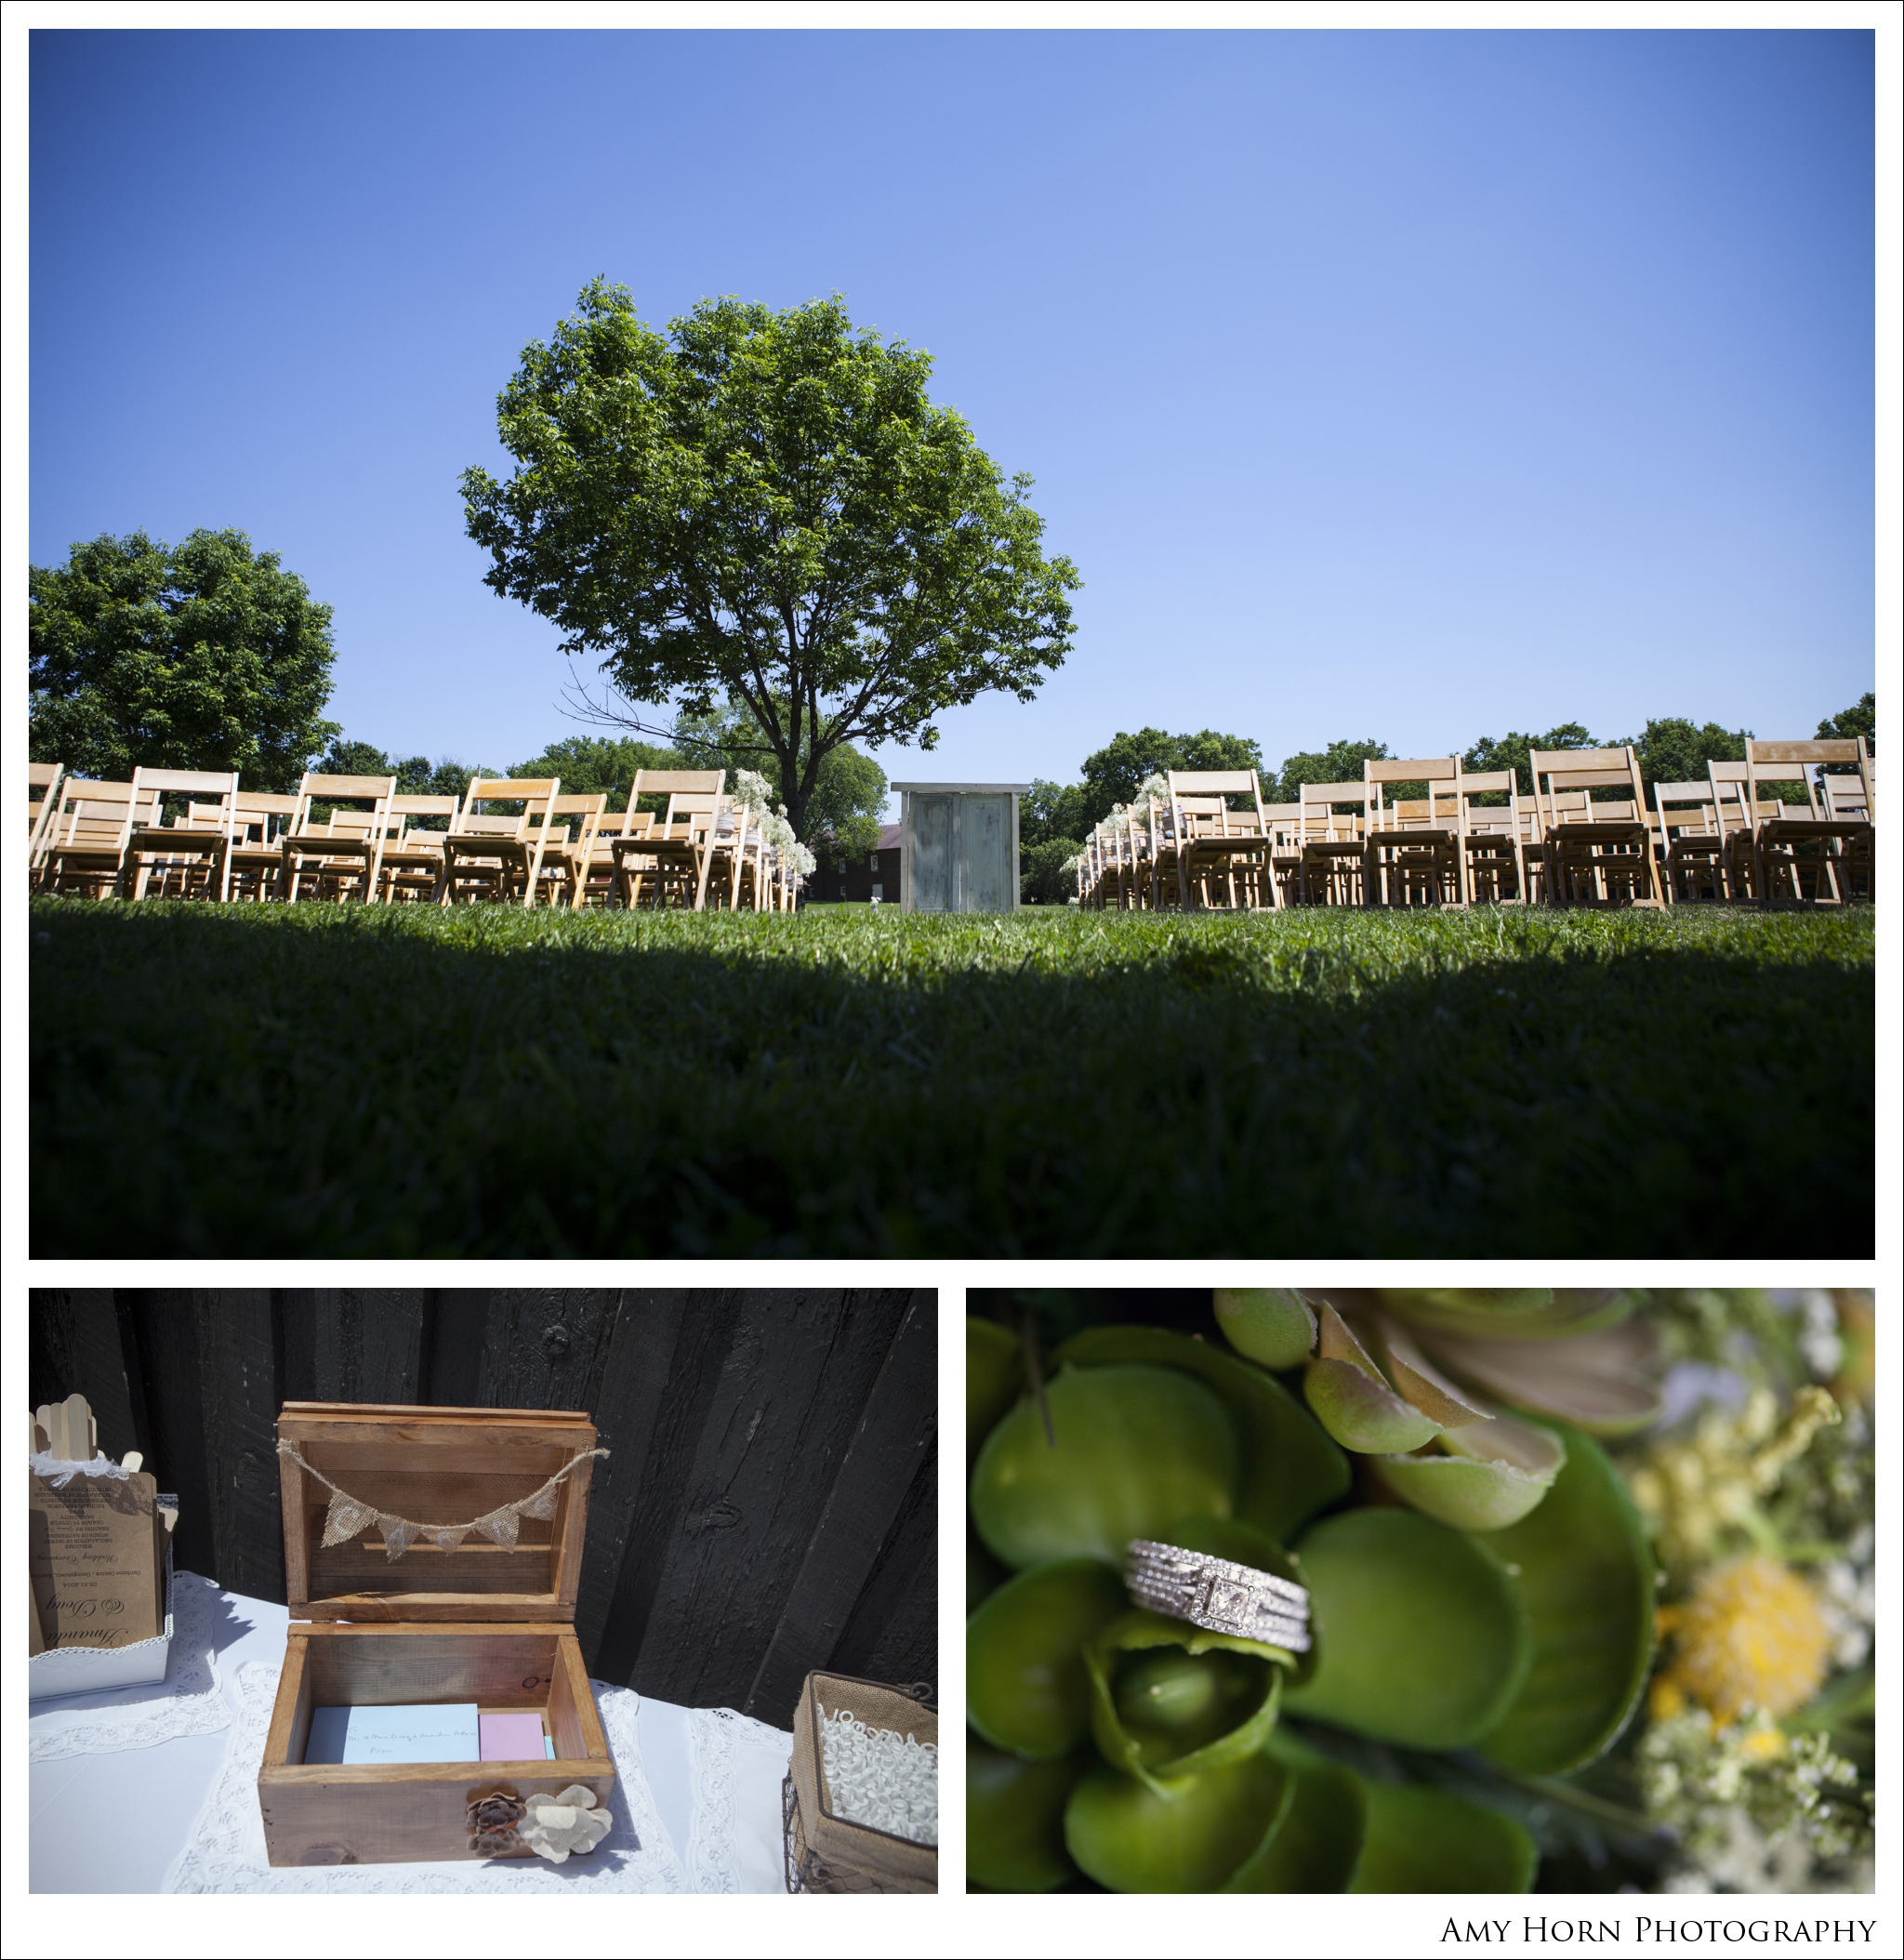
[30,27,1875,806]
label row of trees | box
[1017,702,1877,903]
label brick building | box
[806,822,903,905]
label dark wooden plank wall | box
[28,1289,937,1720]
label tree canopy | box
[30,528,338,788]
[462,281,1079,839]
[1078,727,1266,825]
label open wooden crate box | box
[259,1402,614,1868]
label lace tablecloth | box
[685,1703,803,1892]
[29,1570,232,1761]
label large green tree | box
[1078,727,1265,825]
[462,282,1079,840]
[30,528,339,788]
[1619,717,1747,788]
[1817,692,1874,755]
[1270,737,1393,804]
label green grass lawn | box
[29,897,1872,1257]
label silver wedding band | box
[1125,1538,1312,1651]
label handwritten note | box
[305,1702,481,1765]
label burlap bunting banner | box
[276,1441,607,1561]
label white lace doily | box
[685,1704,794,1894]
[165,1661,687,1893]
[29,1571,232,1761]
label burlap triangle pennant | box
[321,1491,380,1548]
[431,1525,470,1551]
[519,1486,560,1521]
[474,1509,521,1549]
[379,1516,418,1560]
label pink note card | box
[479,1711,548,1761]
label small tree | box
[30,528,339,788]
[1817,692,1875,757]
[1078,727,1265,825]
[505,735,681,811]
[462,282,1079,841]
[1021,837,1084,905]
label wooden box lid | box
[277,1403,598,1623]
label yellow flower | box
[1656,1556,1831,1724]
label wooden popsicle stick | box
[44,1401,67,1461]
[89,1408,99,1456]
[122,1450,144,1473]
[63,1395,92,1461]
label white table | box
[29,1579,790,1893]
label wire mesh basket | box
[783,1672,937,1894]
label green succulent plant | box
[966,1301,1658,1892]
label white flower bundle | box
[820,1708,938,1847]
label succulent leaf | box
[1474,1422,1658,1775]
[1303,1357,1444,1455]
[966,1557,1130,1759]
[1084,1609,1285,1794]
[1349,1781,1537,1892]
[1223,1759,1365,1892]
[1064,1751,1292,1893]
[967,1318,1024,1460]
[1420,1323,1662,1435]
[1282,1508,1532,1750]
[1052,1327,1349,1541]
[970,1364,1237,1569]
[967,1738,1083,1892]
[1213,1289,1316,1370]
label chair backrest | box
[136,767,242,814]
[1167,769,1268,840]
[626,768,725,828]
[456,777,561,839]
[546,793,607,858]
[1365,758,1460,828]
[1818,773,1871,821]
[1529,748,1646,830]
[389,793,464,833]
[1298,780,1369,839]
[224,792,300,846]
[656,791,725,843]
[1455,769,1520,835]
[1746,738,1870,821]
[290,773,398,835]
[46,775,160,855]
[1651,780,1720,839]
[28,762,65,854]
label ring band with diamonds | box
[1125,1538,1312,1651]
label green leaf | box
[1223,1760,1365,1892]
[1473,1422,1657,1774]
[1375,1414,1567,1530]
[1282,1508,1531,1749]
[1084,1609,1284,1794]
[966,1557,1130,1760]
[1214,1289,1316,1370]
[1303,1357,1444,1454]
[1064,1751,1291,1893]
[967,1316,1024,1459]
[1349,1781,1538,1892]
[1053,1327,1349,1540]
[970,1363,1238,1569]
[967,1738,1084,1892]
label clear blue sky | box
[30,27,1875,806]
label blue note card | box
[305,1702,482,1765]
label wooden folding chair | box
[1363,759,1463,907]
[371,793,465,903]
[1530,748,1665,907]
[205,791,298,902]
[119,768,242,901]
[36,775,162,897]
[437,778,562,906]
[530,794,608,910]
[281,774,398,903]
[1295,782,1369,906]
[1167,771,1271,909]
[610,770,725,908]
[1744,738,1874,908]
[1450,770,1523,904]
[28,762,64,874]
[1649,780,1730,903]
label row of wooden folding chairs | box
[1075,740,1874,912]
[28,764,809,911]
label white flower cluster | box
[731,770,816,876]
[820,1708,938,1847]
[1134,771,1171,807]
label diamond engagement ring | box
[1124,1538,1312,1651]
